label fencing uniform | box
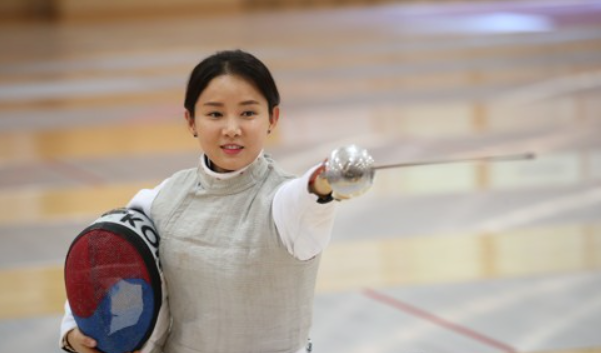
[60,153,337,353]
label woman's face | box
[186,74,279,173]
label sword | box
[373,152,535,170]
[323,145,535,199]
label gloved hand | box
[310,145,375,201]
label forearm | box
[273,164,338,261]
[59,301,77,351]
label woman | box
[60,49,342,353]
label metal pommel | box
[324,144,375,199]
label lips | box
[221,144,244,155]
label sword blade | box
[373,152,535,170]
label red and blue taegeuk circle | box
[65,228,157,353]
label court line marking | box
[363,288,517,353]
[517,290,601,351]
[45,158,105,186]
[475,187,601,232]
[494,69,601,106]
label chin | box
[214,160,247,173]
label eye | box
[207,111,223,118]
[241,110,257,118]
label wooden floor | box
[1,0,601,352]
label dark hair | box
[184,49,280,118]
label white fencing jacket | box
[60,154,337,353]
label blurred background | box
[1,0,600,352]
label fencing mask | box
[64,208,164,353]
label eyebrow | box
[239,100,260,106]
[203,102,223,107]
[202,100,260,107]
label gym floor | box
[1,0,600,352]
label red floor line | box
[45,158,105,186]
[363,288,517,353]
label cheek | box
[249,118,271,133]
[196,120,219,135]
[196,125,220,148]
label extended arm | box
[273,164,338,261]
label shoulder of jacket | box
[168,167,197,182]
[155,168,197,196]
[264,157,296,181]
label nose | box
[223,116,241,137]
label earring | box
[193,132,198,138]
[267,129,271,134]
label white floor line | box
[517,288,601,351]
[474,187,601,233]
